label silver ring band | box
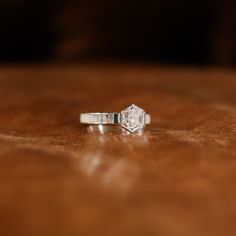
[80,112,151,125]
[80,104,150,133]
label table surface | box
[0,64,235,236]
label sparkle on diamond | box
[120,104,145,133]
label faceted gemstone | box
[120,104,145,133]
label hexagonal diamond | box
[120,104,145,133]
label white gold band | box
[80,104,150,133]
[80,112,151,125]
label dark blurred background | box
[0,0,235,66]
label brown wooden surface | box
[0,64,236,236]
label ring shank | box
[80,113,151,125]
[80,113,120,124]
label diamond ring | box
[80,104,151,133]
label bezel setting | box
[120,104,146,133]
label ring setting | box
[80,104,150,133]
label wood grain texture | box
[0,64,235,236]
